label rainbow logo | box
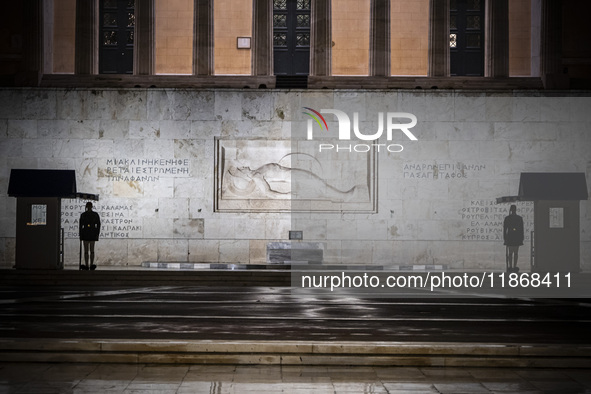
[302,107,328,132]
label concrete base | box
[1,338,589,368]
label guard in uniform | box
[79,202,101,270]
[503,204,524,273]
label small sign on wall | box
[237,37,251,49]
[549,207,564,228]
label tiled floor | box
[0,363,590,394]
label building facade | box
[0,0,589,270]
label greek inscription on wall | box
[403,161,487,179]
[98,158,191,182]
[61,202,140,239]
[459,200,533,241]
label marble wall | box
[0,88,589,270]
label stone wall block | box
[242,92,273,121]
[219,240,249,262]
[372,241,395,264]
[214,92,242,120]
[234,218,266,239]
[22,90,57,120]
[448,140,482,160]
[511,96,541,122]
[174,138,205,159]
[0,120,7,137]
[82,90,116,120]
[485,96,514,122]
[334,92,367,120]
[144,138,174,158]
[69,119,101,139]
[57,90,85,120]
[159,120,192,139]
[204,218,236,239]
[357,219,387,240]
[272,92,302,121]
[111,139,144,157]
[569,97,591,122]
[22,139,54,158]
[0,213,15,238]
[37,120,69,139]
[424,93,454,122]
[190,120,222,140]
[454,94,486,122]
[158,239,189,261]
[170,90,215,121]
[299,92,335,120]
[174,177,205,199]
[540,97,572,122]
[188,240,219,262]
[417,181,450,200]
[143,217,174,238]
[128,239,158,264]
[0,90,23,119]
[366,92,399,116]
[477,141,511,160]
[159,197,189,218]
[399,91,427,118]
[406,141,450,160]
[142,178,174,198]
[449,122,494,141]
[290,220,326,241]
[54,139,85,158]
[322,240,342,263]
[406,121,448,141]
[97,239,129,265]
[115,90,147,120]
[147,90,174,120]
[326,219,358,240]
[173,218,204,239]
[7,120,37,139]
[99,120,129,139]
[249,240,267,263]
[339,240,373,264]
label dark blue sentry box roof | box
[518,172,588,201]
[8,169,77,198]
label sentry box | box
[518,172,588,273]
[8,169,98,270]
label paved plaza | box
[1,362,591,393]
[1,269,590,392]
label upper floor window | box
[99,0,134,74]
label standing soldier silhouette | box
[79,202,101,270]
[503,204,524,273]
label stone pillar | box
[310,0,331,76]
[21,0,44,85]
[193,0,214,75]
[252,0,272,76]
[530,0,541,77]
[370,0,390,76]
[43,0,54,75]
[428,0,449,77]
[75,0,97,74]
[485,0,509,77]
[540,0,566,88]
[135,0,155,75]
